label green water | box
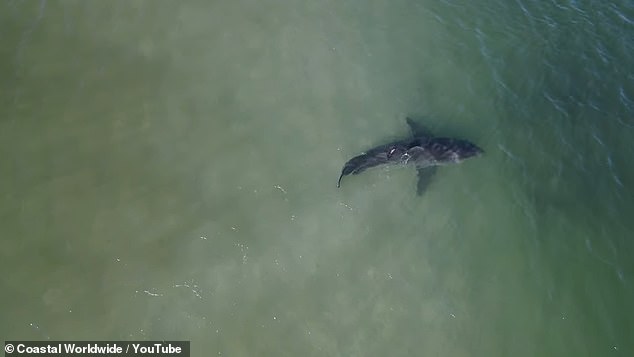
[1,0,633,356]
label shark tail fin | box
[337,160,358,188]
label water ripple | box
[549,0,569,11]
[618,86,634,111]
[609,4,634,25]
[542,91,570,118]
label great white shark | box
[337,118,483,195]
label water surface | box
[1,1,633,356]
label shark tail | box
[337,173,344,188]
[337,158,361,188]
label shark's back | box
[412,137,483,165]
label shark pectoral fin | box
[406,117,433,139]
[415,166,437,196]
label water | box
[1,0,633,356]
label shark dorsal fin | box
[406,117,433,139]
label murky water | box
[2,1,633,356]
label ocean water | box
[1,0,633,356]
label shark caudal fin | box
[337,156,363,188]
[337,152,390,188]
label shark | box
[337,118,483,195]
